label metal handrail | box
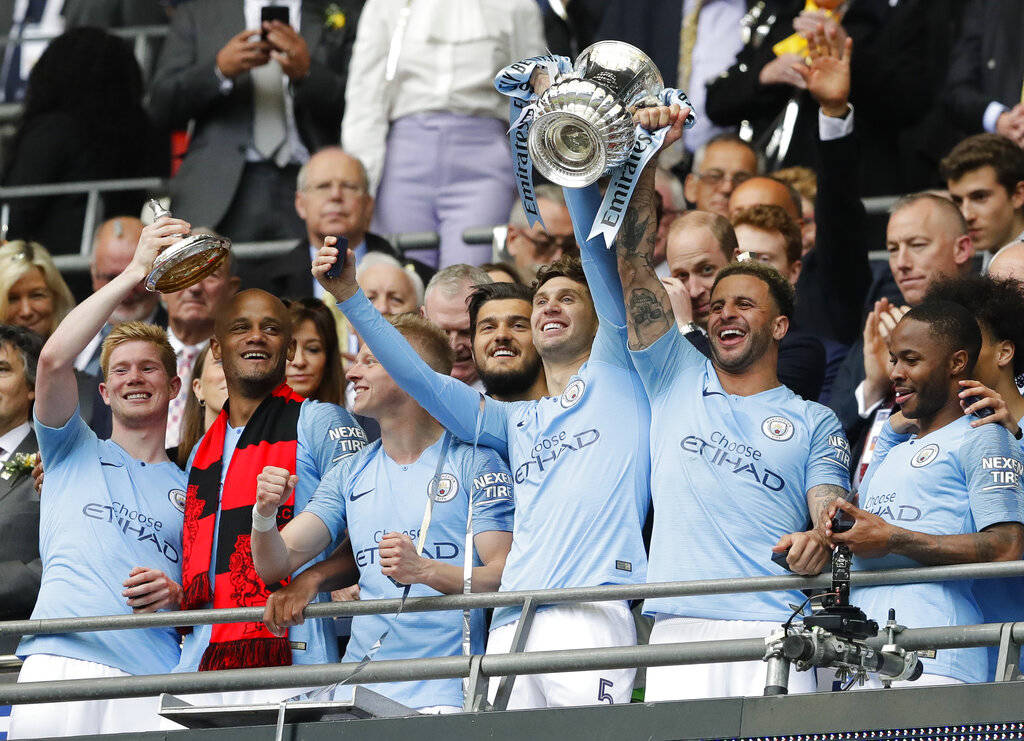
[0,622,1019,705]
[0,177,166,199]
[2,560,1023,637]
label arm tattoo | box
[807,483,847,527]
[628,288,670,342]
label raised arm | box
[312,240,510,456]
[562,184,626,327]
[615,107,689,350]
[34,217,188,428]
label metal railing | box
[1,560,1022,710]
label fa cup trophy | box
[528,41,665,188]
[144,200,231,293]
[495,42,692,245]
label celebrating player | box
[600,104,851,700]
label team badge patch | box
[762,416,794,441]
[168,488,187,513]
[560,378,586,408]
[911,444,940,468]
[431,473,459,503]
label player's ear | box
[949,348,969,377]
[996,339,1015,370]
[771,313,789,341]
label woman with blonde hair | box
[0,241,75,338]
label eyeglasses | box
[696,169,753,188]
[305,179,367,196]
[518,231,577,255]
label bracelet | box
[251,504,278,532]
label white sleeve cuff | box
[214,64,234,95]
[818,105,854,141]
[855,380,884,419]
[984,101,1009,134]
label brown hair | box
[940,133,1024,196]
[772,166,817,203]
[177,343,212,468]
[731,204,803,265]
[388,313,454,375]
[532,253,588,294]
[287,298,343,404]
[99,320,176,381]
[668,210,739,260]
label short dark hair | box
[731,204,802,265]
[0,324,43,389]
[939,133,1024,197]
[532,254,589,294]
[903,299,982,374]
[669,211,739,261]
[478,262,523,285]
[925,275,1024,376]
[468,281,534,337]
[712,261,795,319]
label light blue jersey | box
[175,399,366,672]
[338,202,651,631]
[974,414,1024,678]
[20,409,185,676]
[630,328,851,621]
[303,435,514,709]
[853,416,1024,684]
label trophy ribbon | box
[494,54,574,232]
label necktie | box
[251,59,289,167]
[2,0,46,102]
[166,346,200,449]
[677,0,704,96]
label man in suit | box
[828,194,974,477]
[148,1,359,242]
[0,325,44,655]
[946,0,1024,144]
[243,146,434,299]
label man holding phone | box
[149,2,359,243]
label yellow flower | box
[325,5,346,30]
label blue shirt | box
[631,328,851,621]
[20,409,185,675]
[303,435,514,709]
[175,399,367,672]
[338,236,652,631]
[853,416,1024,684]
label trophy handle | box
[146,198,172,222]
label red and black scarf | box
[181,383,304,671]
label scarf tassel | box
[198,637,293,672]
[180,571,212,613]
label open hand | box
[959,379,1020,434]
[794,22,852,117]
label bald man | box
[683,134,759,217]
[244,147,434,300]
[74,217,164,377]
[988,242,1024,281]
[728,177,802,222]
[175,289,367,706]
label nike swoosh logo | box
[350,488,373,501]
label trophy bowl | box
[144,200,231,293]
[528,41,664,188]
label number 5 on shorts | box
[597,678,614,704]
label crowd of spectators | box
[2,0,1024,736]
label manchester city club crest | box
[911,443,940,468]
[761,416,794,442]
[431,473,459,503]
[560,378,586,408]
[168,488,187,513]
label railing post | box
[489,596,537,712]
[80,188,100,255]
[463,654,488,712]
[994,622,1022,682]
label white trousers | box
[486,601,636,709]
[645,615,819,701]
[8,654,179,738]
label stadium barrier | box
[0,560,1021,710]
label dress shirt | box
[342,0,545,192]
[0,421,31,462]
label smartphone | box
[963,395,995,419]
[261,5,290,38]
[326,236,348,279]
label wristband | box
[251,504,278,532]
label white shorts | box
[645,615,818,701]
[7,654,180,738]
[486,601,636,710]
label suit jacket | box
[947,0,1024,134]
[0,429,41,652]
[147,0,359,229]
[685,327,825,402]
[241,232,435,298]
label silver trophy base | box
[146,234,231,293]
